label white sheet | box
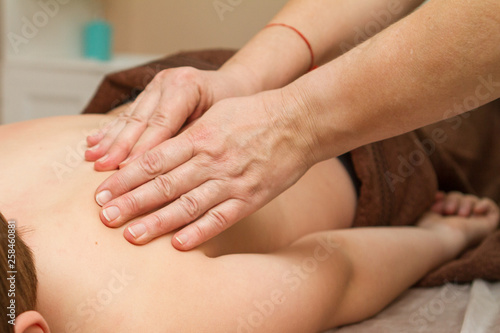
[325,280,500,333]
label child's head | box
[1,212,50,332]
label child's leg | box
[205,193,498,332]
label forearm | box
[218,0,424,95]
[281,0,500,163]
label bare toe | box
[443,192,462,215]
[476,198,500,228]
[420,192,499,247]
[473,199,492,215]
[457,195,477,217]
[431,200,445,214]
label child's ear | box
[14,311,50,333]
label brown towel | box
[351,102,500,286]
[82,49,500,287]
[83,49,235,114]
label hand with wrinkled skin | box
[85,66,259,170]
[94,91,315,250]
[90,0,500,251]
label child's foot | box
[417,191,499,248]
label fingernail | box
[129,224,147,239]
[88,143,100,152]
[119,157,131,167]
[103,206,121,222]
[96,190,112,206]
[175,234,188,246]
[97,154,109,163]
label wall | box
[103,0,289,55]
[2,0,102,58]
[0,0,4,122]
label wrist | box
[259,86,322,169]
[214,25,314,98]
[214,62,264,100]
[278,75,357,164]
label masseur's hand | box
[94,90,316,250]
[85,66,257,170]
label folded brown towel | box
[83,49,235,114]
[351,102,500,286]
[82,49,500,287]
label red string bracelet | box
[265,23,318,72]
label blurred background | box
[0,0,288,124]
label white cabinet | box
[0,0,159,124]
[2,55,157,124]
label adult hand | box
[85,66,258,170]
[94,91,317,250]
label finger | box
[86,104,134,150]
[85,117,127,162]
[87,116,121,148]
[100,160,209,227]
[431,200,445,214]
[86,94,145,162]
[120,121,179,169]
[95,134,194,206]
[87,131,105,148]
[86,116,121,148]
[119,85,200,168]
[481,198,500,221]
[473,198,493,215]
[123,181,230,245]
[118,155,140,170]
[94,90,163,171]
[431,191,446,213]
[457,195,477,217]
[172,199,247,250]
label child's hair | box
[0,212,38,332]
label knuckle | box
[148,213,170,235]
[230,176,259,199]
[190,154,213,171]
[140,150,165,176]
[150,70,169,86]
[112,139,133,153]
[120,193,141,215]
[196,140,228,165]
[127,114,148,126]
[117,111,130,120]
[155,69,170,80]
[207,209,230,231]
[175,67,197,82]
[190,222,208,242]
[110,174,132,196]
[241,182,259,199]
[179,194,201,219]
[144,81,155,92]
[148,111,171,130]
[184,130,208,156]
[152,175,173,199]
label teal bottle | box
[84,20,113,61]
